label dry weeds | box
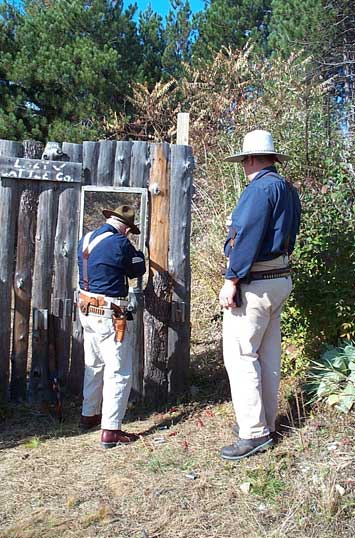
[0,388,354,538]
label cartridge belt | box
[78,292,128,318]
[248,266,291,281]
[85,305,114,318]
[78,292,128,308]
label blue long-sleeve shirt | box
[224,166,301,280]
[78,223,146,297]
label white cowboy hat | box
[224,129,290,163]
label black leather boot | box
[221,434,273,460]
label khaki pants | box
[79,310,133,431]
[223,256,292,439]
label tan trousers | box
[223,256,292,439]
[79,310,133,431]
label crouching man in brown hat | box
[77,205,146,448]
[220,130,301,460]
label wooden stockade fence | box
[0,138,194,410]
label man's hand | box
[219,278,239,309]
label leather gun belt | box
[248,266,291,281]
[79,292,106,307]
[78,292,127,318]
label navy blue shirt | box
[224,166,301,279]
[78,224,146,297]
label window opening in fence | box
[80,186,148,254]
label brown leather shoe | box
[101,429,139,449]
[79,414,101,430]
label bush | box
[306,342,355,412]
[186,51,355,375]
[281,155,355,375]
[118,46,355,377]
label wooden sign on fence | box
[0,156,82,183]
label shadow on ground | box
[0,337,311,450]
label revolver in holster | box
[111,304,128,343]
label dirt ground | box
[0,390,354,538]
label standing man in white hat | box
[219,129,301,460]
[77,205,146,448]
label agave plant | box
[307,342,355,413]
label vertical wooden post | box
[52,143,82,390]
[176,113,190,145]
[0,140,23,401]
[29,161,59,404]
[167,145,194,398]
[83,141,100,185]
[114,141,132,187]
[97,141,117,185]
[67,146,85,395]
[11,140,43,401]
[69,141,98,395]
[129,142,150,402]
[143,143,171,406]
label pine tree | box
[0,2,34,140]
[267,0,327,58]
[268,0,355,132]
[161,0,194,79]
[137,6,165,88]
[192,0,271,65]
[0,0,141,141]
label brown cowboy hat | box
[102,205,140,235]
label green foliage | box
[2,0,350,143]
[137,6,165,87]
[161,0,194,79]
[306,343,355,413]
[246,464,285,501]
[192,0,271,65]
[268,0,327,58]
[290,163,355,338]
[0,0,141,141]
[155,49,354,376]
[0,2,35,140]
[267,0,354,116]
[23,436,42,448]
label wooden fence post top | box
[177,113,190,146]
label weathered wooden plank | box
[61,144,84,395]
[83,141,100,185]
[11,140,43,401]
[0,156,82,183]
[127,141,150,403]
[0,140,24,401]
[63,142,83,165]
[143,143,171,406]
[29,178,59,404]
[51,143,82,394]
[167,145,194,398]
[71,141,98,395]
[114,141,132,186]
[130,142,150,188]
[97,140,116,186]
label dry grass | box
[0,386,354,538]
